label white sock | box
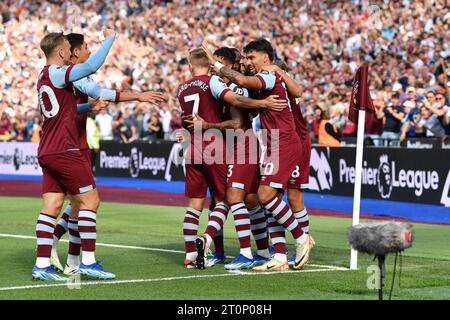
[257,249,270,259]
[36,257,50,268]
[273,253,287,263]
[67,254,80,267]
[186,252,197,261]
[82,251,96,265]
[240,247,253,260]
[296,233,308,245]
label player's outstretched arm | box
[68,29,116,83]
[74,78,164,104]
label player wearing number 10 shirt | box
[212,38,314,271]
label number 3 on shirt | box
[38,85,60,119]
[184,93,200,118]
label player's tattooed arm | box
[183,109,242,131]
[201,40,263,90]
[219,66,264,90]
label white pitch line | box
[0,233,349,271]
[0,267,349,292]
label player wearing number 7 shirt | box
[185,46,272,270]
[206,38,314,271]
[177,48,286,269]
[32,30,115,281]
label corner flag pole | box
[348,63,373,270]
[350,108,366,270]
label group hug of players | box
[31,28,313,281]
[178,39,314,272]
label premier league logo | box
[129,147,140,178]
[377,155,392,199]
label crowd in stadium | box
[0,0,449,145]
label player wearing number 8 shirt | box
[269,59,313,267]
[32,31,115,281]
[209,38,314,271]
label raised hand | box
[201,39,217,65]
[103,28,116,39]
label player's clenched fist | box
[103,28,116,38]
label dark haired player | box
[202,38,313,271]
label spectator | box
[95,108,114,140]
[30,116,42,143]
[145,112,163,141]
[380,93,405,145]
[114,112,134,144]
[0,112,11,141]
[86,116,100,171]
[402,105,446,140]
[328,92,346,132]
[123,107,138,142]
[312,106,323,140]
[169,109,182,140]
[159,105,172,140]
[364,96,385,146]
[318,110,341,147]
[425,92,450,136]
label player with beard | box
[202,38,313,271]
[185,47,271,270]
[50,32,164,277]
[33,30,114,281]
[179,48,286,269]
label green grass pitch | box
[0,196,449,300]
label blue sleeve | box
[255,71,276,90]
[210,75,231,100]
[77,103,92,114]
[74,77,117,101]
[68,36,115,83]
[48,65,71,88]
